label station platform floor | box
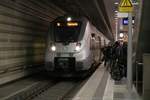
[103,75,142,100]
[72,64,142,100]
[103,65,142,100]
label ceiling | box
[49,0,119,41]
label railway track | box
[0,69,109,100]
[0,73,57,100]
[31,81,80,100]
[0,75,86,100]
[0,66,104,100]
[2,81,55,100]
[0,65,110,100]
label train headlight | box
[75,43,81,51]
[51,45,56,51]
[75,46,80,51]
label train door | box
[94,35,101,62]
[98,36,102,61]
[90,33,96,63]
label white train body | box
[45,16,109,76]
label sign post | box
[127,12,132,90]
[115,19,118,41]
[119,0,133,90]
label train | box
[45,16,109,77]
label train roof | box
[52,16,88,23]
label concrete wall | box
[0,0,64,84]
[137,0,150,98]
[143,54,150,100]
[139,0,150,53]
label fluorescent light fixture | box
[115,10,118,13]
[117,12,128,18]
[114,2,119,5]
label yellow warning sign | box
[119,0,133,12]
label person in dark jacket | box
[102,46,108,66]
[110,41,128,80]
[102,43,112,70]
[122,42,127,77]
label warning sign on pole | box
[119,0,133,12]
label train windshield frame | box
[54,21,82,42]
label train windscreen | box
[54,22,82,42]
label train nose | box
[54,57,75,71]
[57,62,68,69]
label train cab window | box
[54,22,82,42]
[91,33,95,39]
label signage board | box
[123,18,128,25]
[119,0,133,12]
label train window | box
[54,22,82,42]
[91,33,95,39]
[91,33,95,37]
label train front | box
[45,16,92,77]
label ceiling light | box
[114,2,119,5]
[115,10,118,13]
[119,33,124,38]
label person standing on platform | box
[102,46,108,66]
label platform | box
[104,76,142,100]
[72,64,142,100]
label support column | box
[115,19,118,41]
[127,12,133,89]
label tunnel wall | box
[0,0,64,84]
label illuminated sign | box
[67,22,78,26]
[56,22,79,27]
[122,17,134,25]
[123,18,128,25]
